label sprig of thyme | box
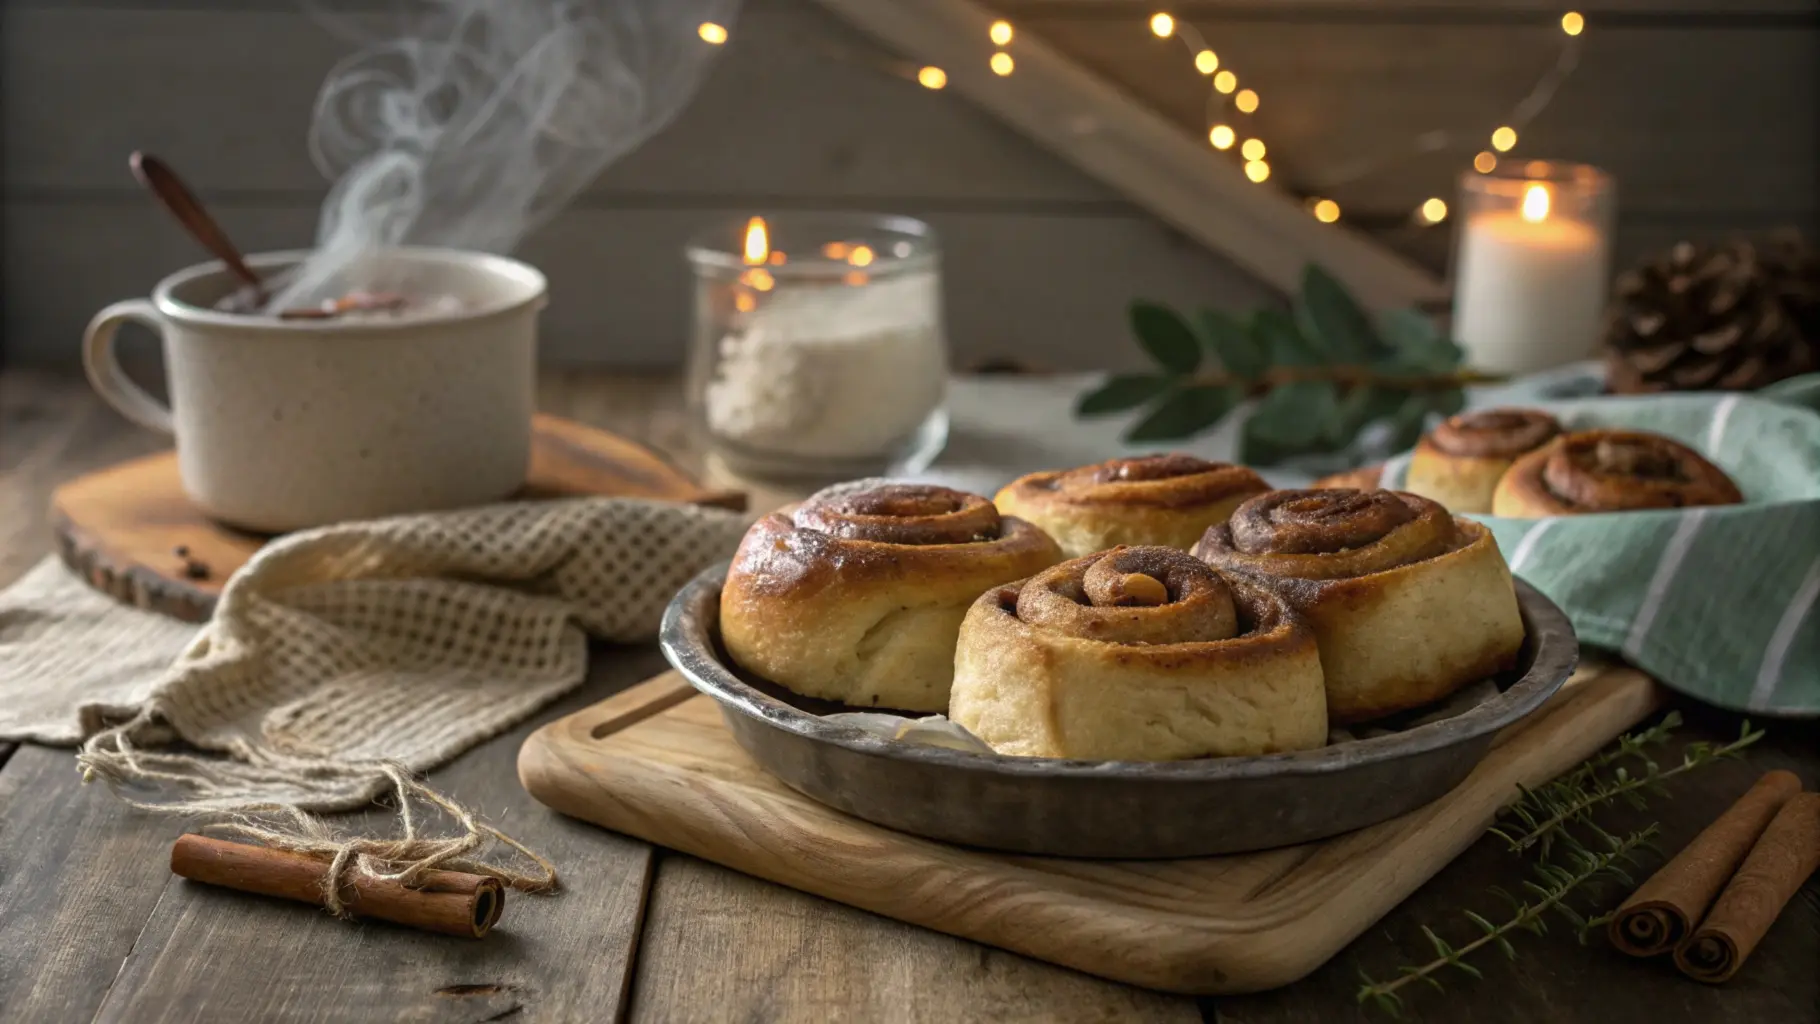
[1493,716,1762,857]
[1353,713,1765,1018]
[1356,825,1658,1017]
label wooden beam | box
[812,0,1449,308]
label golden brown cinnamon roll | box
[1193,489,1525,722]
[1405,408,1561,513]
[994,454,1269,558]
[948,546,1326,760]
[719,480,1062,710]
[1492,429,1744,517]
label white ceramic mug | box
[84,247,547,532]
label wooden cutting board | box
[518,663,1664,995]
[51,414,745,622]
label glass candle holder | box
[686,213,948,483]
[1451,161,1615,375]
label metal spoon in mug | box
[129,151,267,309]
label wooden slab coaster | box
[51,414,745,623]
[518,664,1664,995]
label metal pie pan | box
[659,564,1578,859]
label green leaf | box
[1124,385,1239,443]
[1252,381,1340,446]
[1238,415,1290,466]
[1334,385,1407,438]
[1129,302,1202,373]
[1382,393,1434,453]
[1199,309,1267,378]
[1252,308,1327,366]
[1075,374,1172,417]
[1297,264,1389,360]
[1378,308,1465,372]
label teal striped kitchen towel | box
[1381,376,1820,717]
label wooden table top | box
[1,368,1815,1024]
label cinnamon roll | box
[1405,408,1562,513]
[994,454,1269,558]
[1313,464,1385,491]
[1492,429,1744,517]
[1193,489,1525,722]
[948,546,1326,760]
[719,480,1062,711]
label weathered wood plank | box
[1206,712,1820,1022]
[0,1,1116,205]
[1,201,1275,370]
[87,647,672,1024]
[1027,16,1819,219]
[627,853,1205,1023]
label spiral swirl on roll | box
[995,454,1269,558]
[1493,429,1744,516]
[1406,407,1564,514]
[719,480,1062,711]
[1203,489,1459,581]
[1013,546,1239,646]
[1194,488,1524,722]
[949,545,1327,760]
[793,483,1003,545]
[1429,408,1561,459]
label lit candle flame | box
[1521,184,1551,223]
[742,217,769,265]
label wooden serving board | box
[518,663,1665,995]
[51,414,745,622]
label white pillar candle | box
[1453,171,1614,375]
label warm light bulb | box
[848,245,875,267]
[1420,197,1449,224]
[1213,70,1237,94]
[917,66,947,90]
[1240,138,1266,161]
[821,241,850,260]
[698,22,728,44]
[844,271,870,287]
[1244,159,1270,183]
[1491,126,1518,152]
[989,19,1014,46]
[1473,151,1498,174]
[990,52,1014,76]
[1194,50,1218,75]
[1561,11,1584,36]
[734,292,755,313]
[1312,199,1341,223]
[1234,88,1259,113]
[1208,125,1235,149]
[767,250,786,266]
[742,268,776,292]
[1521,183,1551,223]
[742,217,768,264]
[1150,12,1175,37]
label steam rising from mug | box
[270,0,741,311]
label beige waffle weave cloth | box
[0,498,746,812]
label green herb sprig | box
[1077,265,1495,465]
[1354,715,1764,1018]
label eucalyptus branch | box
[1187,366,1505,396]
[1356,826,1658,1018]
[1493,718,1763,857]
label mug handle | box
[83,299,174,435]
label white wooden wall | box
[3,0,1814,370]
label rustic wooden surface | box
[2,368,1817,1023]
[5,0,1815,368]
[48,413,744,623]
[521,666,1664,993]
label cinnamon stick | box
[170,833,504,938]
[1673,792,1820,983]
[1607,769,1801,956]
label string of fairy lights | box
[693,10,1588,228]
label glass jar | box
[1451,160,1615,375]
[685,212,948,483]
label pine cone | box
[1604,232,1819,394]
